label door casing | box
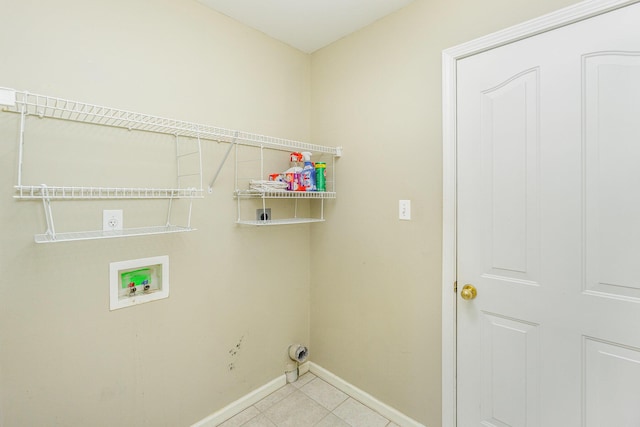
[440,1,640,426]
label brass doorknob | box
[460,284,477,300]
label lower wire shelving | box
[234,190,334,226]
[234,190,336,199]
[236,218,325,226]
[34,225,194,243]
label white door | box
[457,3,640,426]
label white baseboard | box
[191,375,286,427]
[309,362,426,427]
[192,362,425,427]
[298,360,310,376]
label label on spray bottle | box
[300,161,316,191]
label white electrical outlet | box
[103,210,123,231]
[399,200,411,220]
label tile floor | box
[219,373,400,427]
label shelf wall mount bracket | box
[208,131,238,193]
[40,184,57,242]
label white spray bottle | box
[300,152,316,191]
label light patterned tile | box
[263,390,329,427]
[333,398,389,427]
[242,413,277,427]
[218,406,260,427]
[254,384,297,412]
[291,372,316,389]
[313,413,351,427]
[300,378,348,410]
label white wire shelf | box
[236,218,325,226]
[15,185,203,200]
[0,88,341,156]
[234,190,337,199]
[34,225,194,243]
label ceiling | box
[196,0,416,53]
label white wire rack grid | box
[34,225,194,243]
[1,88,341,155]
[15,185,202,200]
[236,218,325,226]
[234,190,337,199]
[231,141,339,225]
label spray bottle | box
[299,152,316,191]
[284,152,303,191]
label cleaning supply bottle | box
[299,152,316,191]
[289,152,303,167]
[284,152,303,191]
[315,162,326,192]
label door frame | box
[441,1,638,425]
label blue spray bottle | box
[300,152,316,191]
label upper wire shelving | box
[1,88,341,155]
[15,185,201,200]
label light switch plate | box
[399,200,411,220]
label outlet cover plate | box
[256,208,272,222]
[103,209,123,231]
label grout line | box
[195,365,423,426]
[309,363,427,427]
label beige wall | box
[0,0,312,425]
[309,0,578,425]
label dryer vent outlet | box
[256,208,271,222]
